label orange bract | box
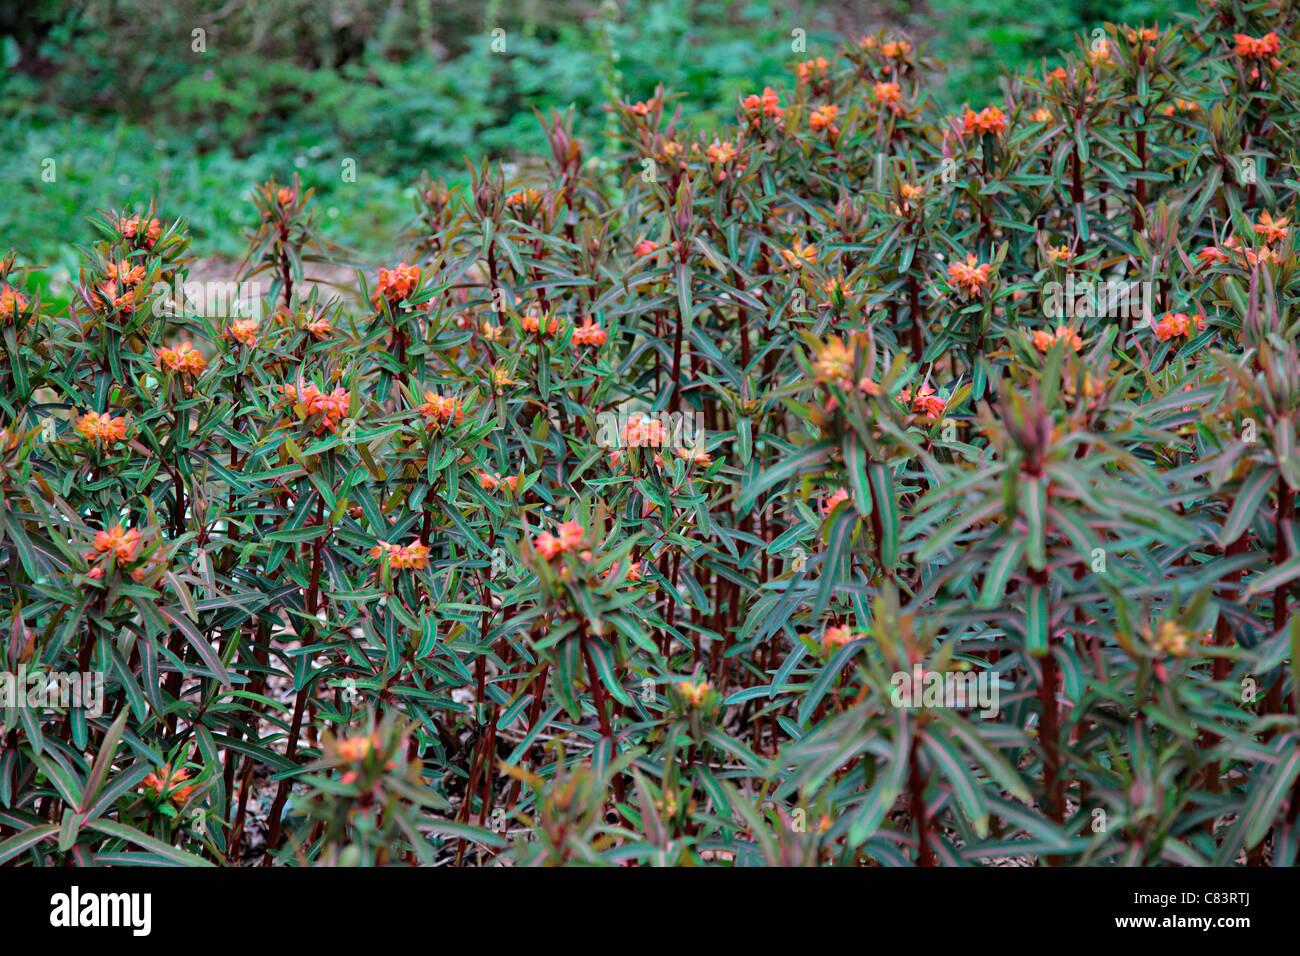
[284,382,351,432]
[142,765,195,804]
[873,81,903,111]
[809,103,840,134]
[117,214,162,247]
[227,317,259,347]
[479,471,522,493]
[1153,312,1206,341]
[374,263,421,303]
[533,520,585,561]
[94,524,142,563]
[1234,32,1282,59]
[742,87,784,121]
[796,57,830,83]
[418,392,465,426]
[157,342,206,374]
[1255,211,1289,245]
[899,385,947,421]
[369,540,430,570]
[961,105,1007,137]
[622,414,667,448]
[572,319,607,347]
[76,411,128,444]
[706,139,736,165]
[105,261,146,285]
[821,624,862,653]
[1033,326,1084,353]
[947,254,993,296]
[522,311,559,335]
[678,680,711,707]
[0,285,28,321]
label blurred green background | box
[2,0,1195,278]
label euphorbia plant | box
[2,0,1300,868]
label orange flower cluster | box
[142,765,195,804]
[76,411,128,444]
[623,414,668,448]
[675,445,712,467]
[0,285,28,322]
[335,733,378,762]
[706,139,736,165]
[1196,238,1240,268]
[94,524,142,563]
[812,336,854,387]
[678,679,711,707]
[1126,26,1159,43]
[899,384,947,420]
[962,105,1007,137]
[1032,326,1084,353]
[157,342,206,375]
[1153,619,1192,657]
[117,215,162,248]
[822,487,850,515]
[1153,312,1206,341]
[533,520,585,561]
[522,311,559,335]
[891,183,924,216]
[603,561,645,585]
[1196,226,1280,271]
[418,391,465,427]
[821,624,862,653]
[374,263,421,303]
[809,103,840,136]
[479,471,522,493]
[226,317,259,347]
[94,286,136,314]
[94,261,147,313]
[284,382,350,432]
[572,319,607,347]
[1161,97,1201,116]
[105,260,146,286]
[873,81,903,112]
[368,540,430,570]
[1254,211,1289,245]
[796,57,830,84]
[1234,32,1281,59]
[334,732,401,784]
[1235,32,1283,81]
[304,314,331,339]
[506,188,544,208]
[947,253,993,296]
[742,87,784,122]
[634,239,679,258]
[780,238,817,268]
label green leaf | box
[84,819,216,866]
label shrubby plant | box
[2,0,1300,866]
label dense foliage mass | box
[3,0,1196,263]
[3,0,1300,866]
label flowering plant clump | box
[4,4,1300,869]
